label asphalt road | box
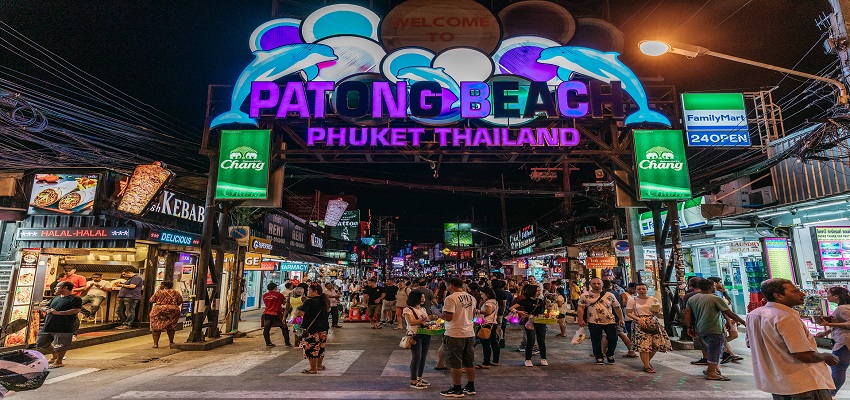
[10,317,822,400]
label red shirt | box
[59,274,87,293]
[263,291,286,316]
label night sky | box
[0,0,836,243]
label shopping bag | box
[571,327,586,345]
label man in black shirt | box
[36,281,82,368]
[362,279,385,329]
[382,279,399,325]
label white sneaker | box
[540,359,548,366]
[524,360,533,367]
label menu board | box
[5,249,40,346]
[814,227,850,279]
[762,238,796,284]
[28,173,99,215]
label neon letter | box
[493,81,520,118]
[276,82,310,118]
[307,128,326,145]
[410,81,442,118]
[556,81,588,118]
[307,81,333,118]
[522,81,557,118]
[250,81,280,118]
[372,81,407,118]
[460,82,490,118]
[335,81,370,118]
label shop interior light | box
[802,217,850,227]
[797,199,850,212]
[682,237,743,248]
[759,210,789,218]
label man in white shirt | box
[440,278,477,398]
[747,278,838,400]
[80,273,110,322]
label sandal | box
[434,366,449,370]
[474,364,490,369]
[48,363,65,369]
[624,353,639,358]
[643,367,656,373]
[300,369,318,374]
[706,375,731,381]
[318,366,327,371]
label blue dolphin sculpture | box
[538,46,672,127]
[396,66,462,109]
[210,43,337,128]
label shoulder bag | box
[400,307,419,349]
[295,302,321,339]
[638,298,662,335]
[582,292,606,321]
[477,302,497,339]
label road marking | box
[653,351,753,376]
[280,350,363,376]
[177,351,285,376]
[44,368,100,385]
[113,390,772,399]
[381,350,546,377]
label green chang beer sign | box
[634,130,692,200]
[216,130,270,200]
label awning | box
[61,261,144,273]
[286,252,323,264]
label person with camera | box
[35,281,81,368]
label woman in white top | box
[625,283,671,373]
[816,286,850,397]
[395,280,412,330]
[403,290,431,390]
[476,287,501,368]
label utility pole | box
[500,174,508,239]
[828,0,850,84]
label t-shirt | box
[578,290,618,325]
[117,275,144,300]
[687,293,729,334]
[622,292,634,321]
[626,296,659,318]
[42,295,83,333]
[299,297,330,334]
[326,288,339,307]
[263,291,286,316]
[517,297,546,316]
[363,286,384,305]
[396,287,410,307]
[443,291,476,338]
[481,299,498,324]
[59,274,86,293]
[85,280,110,297]
[747,302,834,395]
[403,306,428,335]
[830,304,850,351]
[494,289,507,316]
[500,289,514,311]
[383,285,399,302]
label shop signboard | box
[634,130,691,200]
[681,93,749,147]
[392,257,405,269]
[147,229,202,246]
[6,249,40,346]
[330,210,360,241]
[730,241,761,254]
[228,226,251,246]
[249,236,273,255]
[17,227,135,241]
[612,240,629,257]
[117,163,174,215]
[585,256,617,269]
[444,223,472,247]
[244,252,272,270]
[28,173,100,215]
[639,197,708,236]
[812,227,850,279]
[208,4,673,140]
[279,262,309,272]
[148,190,205,224]
[509,224,535,252]
[215,130,270,200]
[762,238,796,284]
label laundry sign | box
[730,241,761,254]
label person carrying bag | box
[476,288,501,369]
[403,291,432,389]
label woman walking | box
[149,281,182,348]
[289,287,305,346]
[476,287,501,368]
[625,283,671,373]
[295,283,330,374]
[555,286,568,337]
[511,284,550,367]
[403,291,431,389]
[816,286,850,397]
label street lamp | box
[638,39,849,105]
[470,228,504,245]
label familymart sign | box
[682,93,750,147]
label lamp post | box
[471,229,504,278]
[638,40,849,105]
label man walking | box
[748,278,837,399]
[80,273,110,322]
[262,282,291,347]
[382,278,399,325]
[36,281,81,368]
[440,278,477,398]
[363,279,385,329]
[577,277,624,365]
[684,279,746,381]
[113,267,144,329]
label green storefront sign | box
[216,130,270,200]
[634,130,691,200]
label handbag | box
[637,298,661,334]
[297,307,321,339]
[477,324,493,340]
[400,335,416,349]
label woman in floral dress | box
[149,281,183,348]
[625,283,671,373]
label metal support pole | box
[188,152,219,342]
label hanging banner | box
[634,130,691,200]
[585,256,616,269]
[330,210,360,241]
[682,93,750,147]
[444,223,472,246]
[216,130,270,200]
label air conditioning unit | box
[742,187,775,207]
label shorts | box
[301,331,328,359]
[444,336,475,369]
[367,304,381,320]
[36,332,73,351]
[382,300,397,313]
[262,314,284,327]
[699,333,726,364]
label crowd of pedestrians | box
[256,274,850,399]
